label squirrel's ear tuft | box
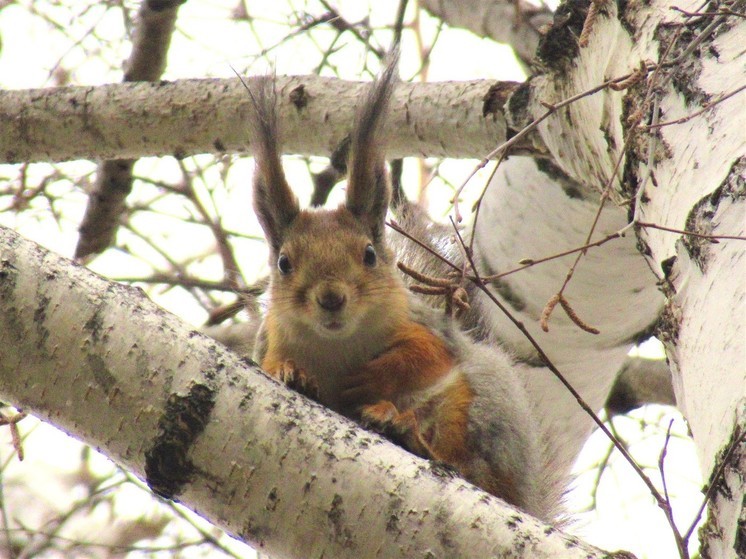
[245,75,299,252]
[345,49,399,243]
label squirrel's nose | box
[316,290,346,312]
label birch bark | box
[0,0,743,556]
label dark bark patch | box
[714,156,746,201]
[83,305,106,343]
[289,84,308,110]
[212,138,226,152]
[239,519,270,550]
[655,299,681,346]
[265,487,279,511]
[0,259,24,343]
[482,81,520,118]
[87,354,116,396]
[536,158,587,200]
[620,83,649,204]
[536,0,590,72]
[33,294,51,349]
[683,157,744,271]
[429,459,459,481]
[700,424,746,559]
[384,495,404,533]
[656,24,708,107]
[506,80,532,133]
[683,195,716,272]
[145,382,216,499]
[435,505,457,550]
[0,254,18,289]
[237,390,255,410]
[506,513,523,530]
[327,493,354,547]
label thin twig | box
[658,419,689,559]
[0,411,28,461]
[452,73,644,195]
[467,151,505,255]
[482,231,623,282]
[670,6,746,19]
[642,84,746,130]
[638,222,746,241]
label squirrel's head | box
[248,54,406,339]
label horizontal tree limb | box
[0,76,531,164]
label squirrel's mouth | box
[313,316,356,338]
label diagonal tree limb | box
[0,224,610,559]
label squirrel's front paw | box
[276,360,319,400]
[339,366,393,410]
[360,401,433,459]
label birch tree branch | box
[76,0,184,259]
[605,357,675,416]
[0,225,608,559]
[419,0,553,69]
[0,77,529,164]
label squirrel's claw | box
[360,401,434,460]
[277,360,320,401]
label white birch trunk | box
[629,5,746,556]
[466,0,745,556]
[419,0,552,68]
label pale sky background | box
[0,1,704,558]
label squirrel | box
[247,56,558,522]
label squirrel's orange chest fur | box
[262,307,474,465]
[261,308,464,409]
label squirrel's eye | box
[363,244,377,267]
[277,254,292,275]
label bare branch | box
[0,77,528,164]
